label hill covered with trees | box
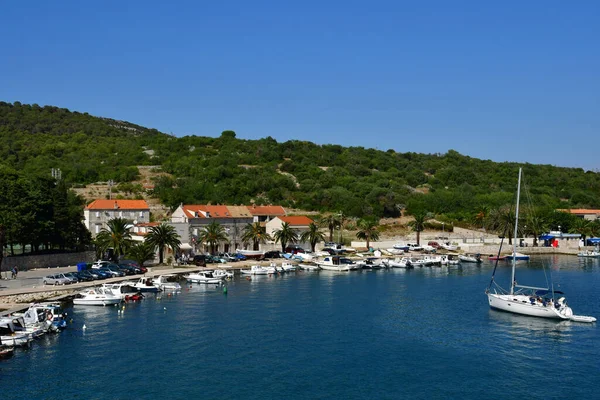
[2,101,600,231]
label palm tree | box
[145,223,181,264]
[126,242,156,268]
[319,214,340,242]
[571,218,592,243]
[408,212,430,245]
[273,222,299,253]
[241,222,271,251]
[300,222,326,252]
[198,221,229,255]
[95,217,133,261]
[356,218,380,250]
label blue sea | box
[2,255,599,400]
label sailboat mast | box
[510,167,522,295]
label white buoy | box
[164,307,167,311]
[83,324,87,330]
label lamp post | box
[442,223,445,234]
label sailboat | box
[485,168,596,323]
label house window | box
[139,211,144,218]
[95,211,100,218]
[119,211,123,217]
[95,224,101,234]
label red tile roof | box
[559,209,600,215]
[247,205,286,216]
[86,199,149,210]
[279,216,313,226]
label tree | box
[273,222,299,252]
[408,212,430,245]
[197,221,229,254]
[145,223,181,264]
[300,222,325,252]
[319,214,340,242]
[95,218,133,261]
[241,222,271,251]
[126,242,156,267]
[356,218,380,250]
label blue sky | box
[1,1,598,170]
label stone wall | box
[0,251,96,272]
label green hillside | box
[2,101,600,227]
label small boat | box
[131,277,162,293]
[10,315,46,338]
[241,265,274,275]
[505,252,530,261]
[0,318,32,347]
[212,269,234,279]
[488,255,508,261]
[459,253,482,263]
[577,250,600,258]
[392,243,410,251]
[316,256,360,271]
[154,275,182,291]
[185,271,223,284]
[440,242,458,251]
[386,257,412,268]
[21,302,67,332]
[73,287,122,306]
[236,249,265,259]
[280,262,297,272]
[102,283,143,300]
[385,248,405,255]
[298,263,320,271]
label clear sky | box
[1,1,598,170]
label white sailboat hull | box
[318,264,353,271]
[487,293,572,320]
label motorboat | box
[73,287,122,306]
[385,248,405,255]
[9,315,46,338]
[185,271,223,284]
[486,168,596,323]
[0,318,32,347]
[240,265,274,275]
[131,277,162,293]
[392,243,410,252]
[298,263,320,271]
[154,275,182,291]
[21,302,68,332]
[102,283,142,300]
[280,262,297,272]
[505,252,530,261]
[440,242,458,251]
[212,269,234,279]
[316,256,360,272]
[385,257,412,268]
[459,253,482,263]
[577,249,600,258]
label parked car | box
[119,260,147,274]
[92,260,112,269]
[218,253,238,262]
[193,255,207,267]
[427,241,441,249]
[43,274,72,286]
[75,270,96,281]
[285,245,306,254]
[63,272,81,283]
[114,264,136,275]
[263,250,281,259]
[233,253,247,261]
[407,243,424,251]
[99,266,125,277]
[88,269,108,280]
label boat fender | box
[223,286,228,295]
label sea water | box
[1,255,599,399]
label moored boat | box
[154,275,182,291]
[185,271,223,284]
[73,287,122,306]
[316,256,360,271]
[131,277,162,293]
[236,249,265,259]
[486,168,596,323]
